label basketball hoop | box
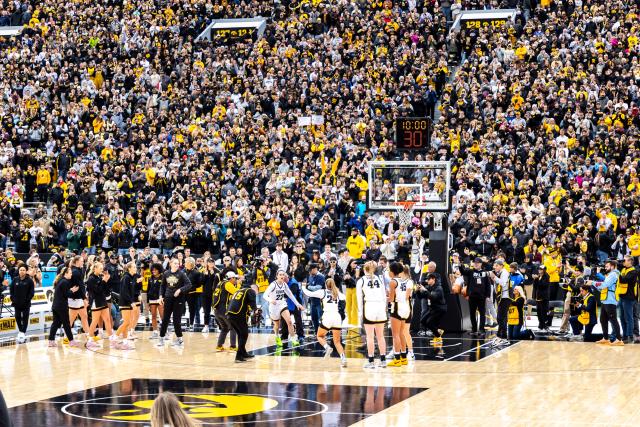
[394,201,417,228]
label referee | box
[226,283,258,363]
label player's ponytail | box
[326,278,339,300]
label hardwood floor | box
[2,332,639,426]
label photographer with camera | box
[568,281,597,342]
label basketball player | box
[356,261,388,369]
[302,278,347,367]
[147,263,164,339]
[387,262,412,366]
[85,262,113,349]
[263,270,304,347]
[402,265,415,360]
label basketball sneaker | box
[340,354,347,367]
[229,347,238,352]
[62,337,69,345]
[171,337,184,347]
[47,340,57,348]
[150,331,159,340]
[407,351,415,361]
[387,358,403,367]
[290,337,300,347]
[275,337,283,347]
[156,337,165,347]
[216,346,226,352]
[323,344,332,357]
[202,325,209,334]
[363,361,376,369]
[86,341,100,350]
[401,357,408,366]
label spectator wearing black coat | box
[532,265,551,331]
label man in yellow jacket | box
[346,228,366,259]
[36,166,51,203]
[543,250,562,301]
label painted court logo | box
[61,393,327,424]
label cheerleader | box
[68,257,90,341]
[387,262,413,367]
[114,262,137,350]
[85,262,114,349]
[129,263,144,339]
[48,267,82,347]
[356,261,388,369]
[302,278,347,367]
[147,263,164,339]
[263,270,304,347]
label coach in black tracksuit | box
[10,265,35,337]
[226,284,258,362]
[464,258,491,334]
[159,259,192,340]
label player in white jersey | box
[387,262,413,367]
[302,278,347,367]
[263,270,304,348]
[356,261,388,369]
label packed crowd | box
[1,0,640,349]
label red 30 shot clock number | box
[395,118,432,150]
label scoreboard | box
[395,117,432,151]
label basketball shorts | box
[68,298,84,310]
[269,302,289,321]
[320,311,342,330]
[363,301,387,324]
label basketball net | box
[394,201,417,228]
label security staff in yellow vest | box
[617,255,638,343]
[213,271,241,351]
[227,283,259,362]
[569,282,597,342]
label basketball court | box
[3,331,640,426]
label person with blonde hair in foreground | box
[151,392,197,427]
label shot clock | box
[395,117,432,150]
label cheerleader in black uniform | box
[148,263,164,339]
[114,262,137,350]
[68,257,90,342]
[129,264,144,340]
[48,267,81,347]
[85,261,113,349]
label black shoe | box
[243,353,255,359]
[235,357,247,363]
